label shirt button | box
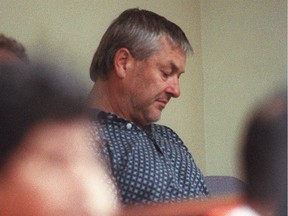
[126,123,132,129]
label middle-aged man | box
[88,8,209,205]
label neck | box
[88,78,129,119]
[88,76,151,127]
[88,80,112,111]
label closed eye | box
[161,70,172,79]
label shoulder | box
[151,123,185,145]
[151,123,178,136]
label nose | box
[165,77,180,98]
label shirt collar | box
[89,108,153,131]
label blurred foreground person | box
[206,90,287,216]
[0,33,28,65]
[0,64,118,216]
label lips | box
[156,99,169,110]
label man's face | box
[124,37,186,126]
[0,120,118,216]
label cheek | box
[9,160,82,214]
[134,77,163,98]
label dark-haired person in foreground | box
[242,90,287,216]
[0,33,28,65]
[205,90,287,216]
[0,64,118,216]
[88,8,209,205]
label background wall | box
[200,0,287,178]
[0,0,286,179]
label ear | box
[114,48,134,78]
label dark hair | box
[0,34,29,63]
[242,90,287,204]
[90,8,193,81]
[0,63,88,169]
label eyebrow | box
[157,60,185,75]
[170,62,185,74]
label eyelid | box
[161,69,171,78]
[161,68,172,74]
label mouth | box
[156,99,169,110]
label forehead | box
[1,119,93,178]
[3,120,92,167]
[150,37,186,71]
[23,120,90,154]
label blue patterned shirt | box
[89,109,209,205]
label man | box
[88,8,209,205]
[0,64,118,216]
[0,33,28,65]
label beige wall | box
[0,0,286,178]
[200,0,287,178]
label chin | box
[142,109,162,125]
[148,114,161,123]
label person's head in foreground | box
[0,64,118,216]
[89,8,193,127]
[242,90,287,216]
[0,33,28,65]
[206,90,287,216]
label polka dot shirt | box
[89,109,209,205]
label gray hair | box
[90,8,193,81]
